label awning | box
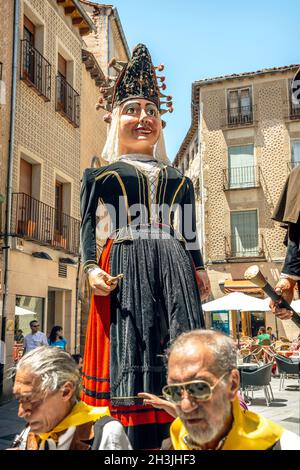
[218,279,264,297]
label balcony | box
[56,75,80,127]
[222,105,254,128]
[20,39,51,101]
[11,193,80,255]
[289,101,300,120]
[223,166,260,190]
[225,234,265,261]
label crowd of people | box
[8,43,300,451]
[9,331,300,450]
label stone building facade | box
[80,1,130,173]
[79,1,130,352]
[0,0,130,399]
[175,65,300,340]
[81,1,130,77]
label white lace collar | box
[119,154,158,163]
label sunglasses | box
[162,372,229,403]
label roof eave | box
[56,0,96,35]
[111,7,131,60]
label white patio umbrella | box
[15,306,36,316]
[202,292,267,347]
[202,292,267,312]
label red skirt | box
[81,239,173,449]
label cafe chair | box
[240,363,274,406]
[240,348,251,357]
[275,355,300,391]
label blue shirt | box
[48,337,67,350]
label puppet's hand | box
[138,392,177,418]
[88,268,119,296]
[269,277,296,320]
[196,270,211,302]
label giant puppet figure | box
[80,44,210,449]
[270,164,300,319]
[270,69,300,320]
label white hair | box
[16,346,81,402]
[167,329,237,376]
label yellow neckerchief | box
[37,401,110,444]
[170,396,284,450]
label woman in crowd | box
[48,325,67,351]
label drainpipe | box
[198,90,206,261]
[74,254,81,354]
[0,0,19,396]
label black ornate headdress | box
[96,44,173,119]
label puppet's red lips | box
[135,127,152,134]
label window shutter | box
[228,145,254,188]
[231,211,258,257]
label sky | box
[96,0,299,160]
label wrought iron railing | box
[289,101,300,120]
[223,166,260,190]
[55,74,80,127]
[20,39,51,101]
[11,193,80,255]
[225,234,265,259]
[224,105,254,127]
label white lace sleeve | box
[98,420,133,450]
[95,198,112,261]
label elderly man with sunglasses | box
[140,330,300,450]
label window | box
[21,14,50,100]
[58,53,67,79]
[185,152,189,169]
[228,145,255,188]
[17,157,41,238]
[231,210,259,257]
[55,50,79,127]
[15,295,45,337]
[56,53,67,111]
[291,140,300,168]
[53,177,72,250]
[23,16,35,83]
[19,158,32,196]
[54,181,63,233]
[24,15,35,45]
[289,79,300,119]
[227,88,252,125]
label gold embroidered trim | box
[162,167,168,207]
[95,171,131,224]
[134,166,142,223]
[169,177,186,225]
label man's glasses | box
[32,324,39,327]
[162,372,229,403]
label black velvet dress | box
[80,160,205,449]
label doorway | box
[250,312,265,337]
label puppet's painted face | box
[118,98,161,156]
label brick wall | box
[80,65,107,173]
